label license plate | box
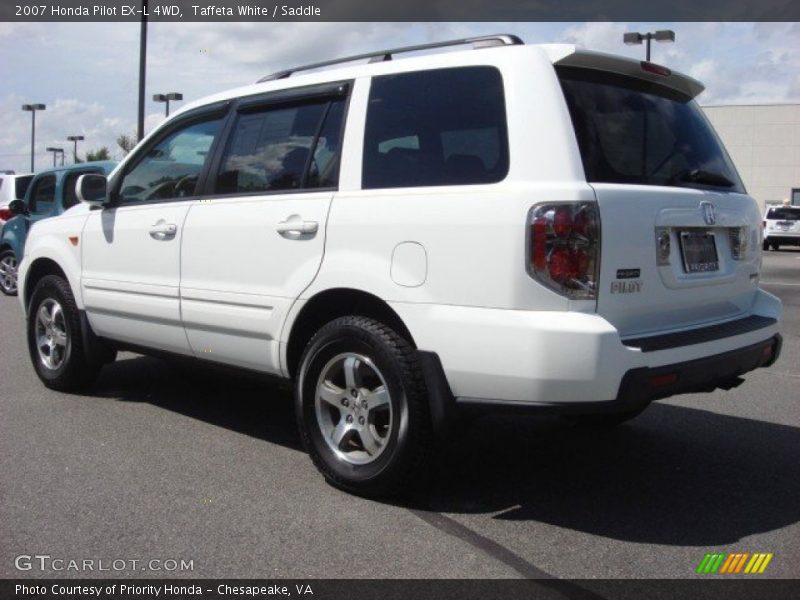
[679,231,718,273]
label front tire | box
[27,275,100,391]
[0,249,18,296]
[296,316,431,497]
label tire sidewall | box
[27,276,79,384]
[297,322,415,489]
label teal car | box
[0,161,117,296]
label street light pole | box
[137,0,148,141]
[623,30,675,62]
[153,92,183,117]
[21,103,46,172]
[67,135,85,163]
[46,147,65,168]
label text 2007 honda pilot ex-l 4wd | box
[19,35,782,496]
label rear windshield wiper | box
[669,169,735,188]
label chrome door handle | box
[276,216,318,237]
[149,221,177,240]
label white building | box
[703,104,800,211]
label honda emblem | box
[700,201,716,226]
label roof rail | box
[257,34,524,83]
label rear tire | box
[770,242,780,251]
[762,239,770,251]
[0,249,18,296]
[296,316,431,497]
[27,275,100,391]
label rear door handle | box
[149,221,177,240]
[276,216,318,237]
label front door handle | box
[276,215,318,237]
[149,220,177,240]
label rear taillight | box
[0,208,12,221]
[729,226,748,260]
[526,202,600,300]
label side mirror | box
[8,199,28,216]
[76,173,109,207]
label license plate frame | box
[679,230,719,273]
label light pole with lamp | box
[67,135,85,163]
[46,147,65,167]
[21,103,46,172]
[153,92,183,117]
[623,30,675,62]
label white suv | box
[763,204,800,251]
[18,36,783,496]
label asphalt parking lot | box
[1,250,798,581]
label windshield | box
[557,67,744,193]
[767,207,800,221]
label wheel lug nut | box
[350,389,358,398]
[341,398,349,406]
[358,416,365,425]
[346,415,354,423]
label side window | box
[214,98,345,195]
[29,175,56,214]
[118,117,223,203]
[363,67,509,189]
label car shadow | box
[90,353,800,547]
[91,353,301,451]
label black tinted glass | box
[119,118,222,202]
[15,175,33,199]
[767,208,800,220]
[558,68,744,192]
[216,99,343,195]
[363,67,509,189]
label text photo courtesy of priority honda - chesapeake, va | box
[1,1,799,599]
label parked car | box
[762,205,800,250]
[0,170,34,227]
[18,36,782,496]
[0,162,116,295]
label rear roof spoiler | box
[544,46,705,99]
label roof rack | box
[257,34,524,83]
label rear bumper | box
[394,289,782,433]
[765,234,800,245]
[422,334,781,430]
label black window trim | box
[199,80,352,199]
[108,100,233,208]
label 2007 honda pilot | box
[19,35,782,496]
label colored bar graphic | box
[758,554,773,573]
[699,552,773,575]
[696,554,712,574]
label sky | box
[1,21,799,173]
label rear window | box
[766,207,800,220]
[363,66,508,189]
[557,67,744,193]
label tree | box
[84,147,111,162]
[117,133,136,156]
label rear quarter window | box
[363,66,509,189]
